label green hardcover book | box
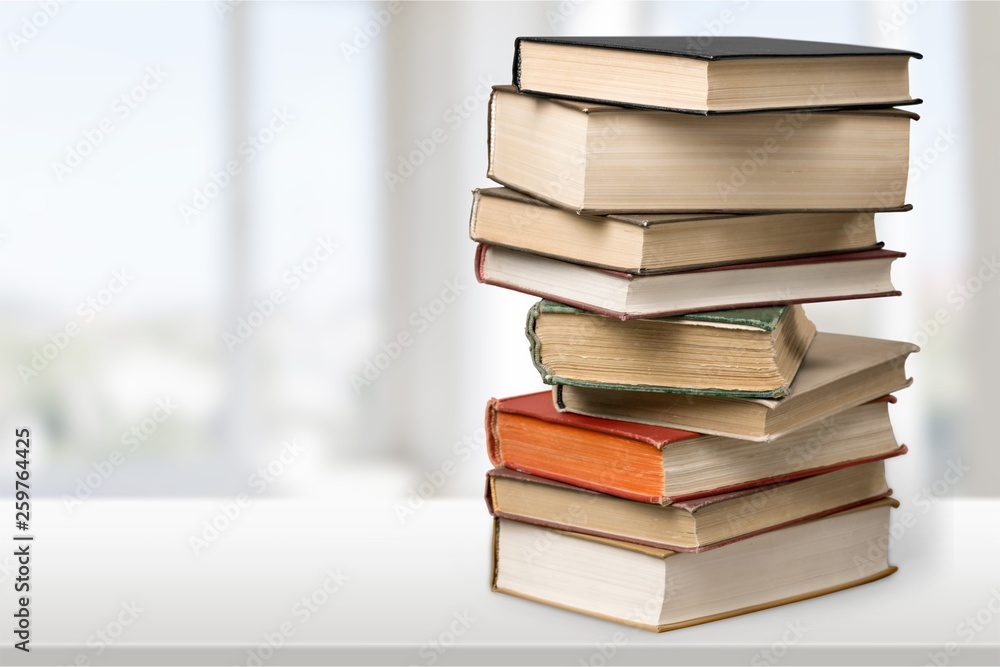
[526,300,816,398]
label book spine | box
[490,517,501,592]
[524,301,556,385]
[467,189,483,242]
[553,385,567,411]
[483,474,497,516]
[511,38,523,89]
[486,89,499,179]
[485,398,503,467]
[474,243,489,285]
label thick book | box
[526,301,816,398]
[513,36,921,114]
[487,85,916,213]
[485,461,891,553]
[491,499,898,632]
[485,391,905,504]
[477,243,903,320]
[469,187,892,274]
[557,331,918,441]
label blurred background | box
[1,0,996,510]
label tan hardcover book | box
[487,85,916,213]
[470,187,890,274]
[485,461,891,552]
[557,331,918,441]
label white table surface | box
[1,493,998,666]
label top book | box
[513,36,921,114]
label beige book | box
[486,461,891,552]
[470,187,887,274]
[492,499,898,632]
[487,86,915,213]
[556,332,918,441]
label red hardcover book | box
[486,391,906,504]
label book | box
[557,332,918,441]
[486,460,891,552]
[526,301,816,398]
[469,187,893,274]
[491,499,898,632]
[487,85,916,213]
[513,36,921,114]
[486,391,905,504]
[476,244,903,320]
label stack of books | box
[469,36,921,632]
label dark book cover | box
[513,36,922,115]
[515,36,922,63]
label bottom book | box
[491,498,897,632]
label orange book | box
[486,392,905,504]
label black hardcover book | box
[512,36,921,114]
